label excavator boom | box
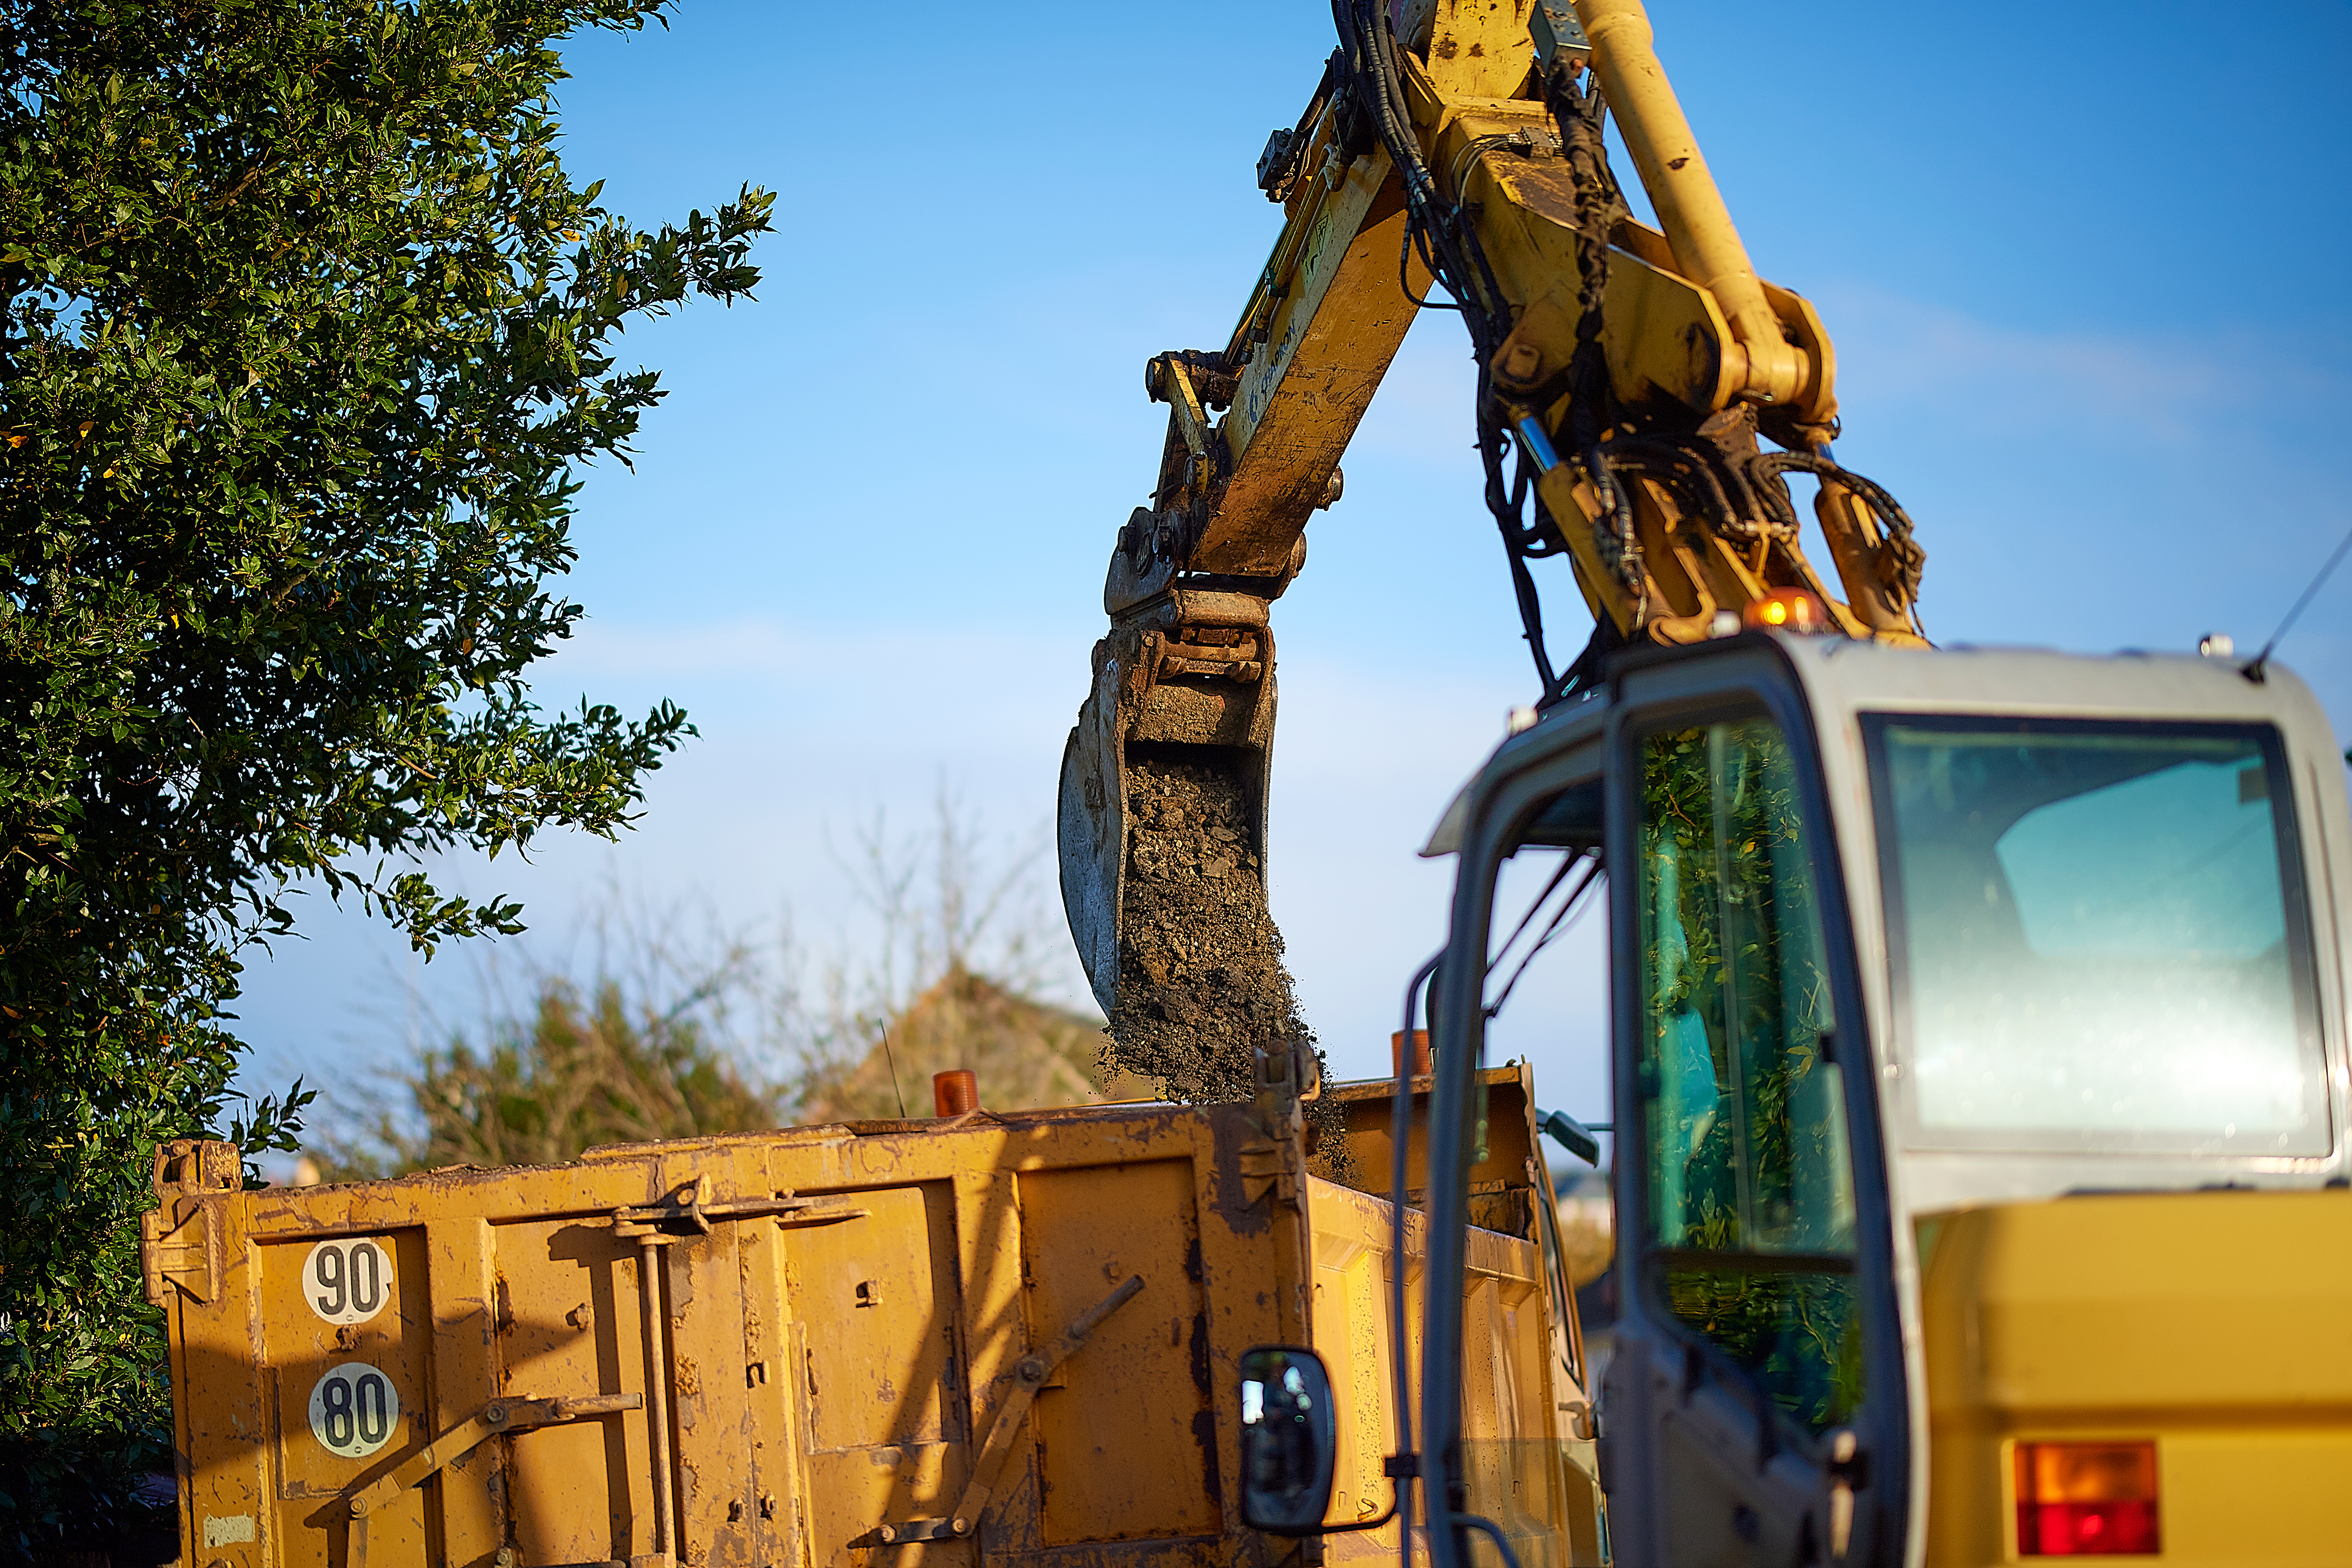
[1063,0,1922,1032]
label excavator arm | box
[1062,0,1926,1023]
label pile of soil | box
[1105,753,1349,1172]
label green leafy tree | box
[0,0,770,1550]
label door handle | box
[1825,1427,1867,1560]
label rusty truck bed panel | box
[152,1066,1601,1568]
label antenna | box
[880,1024,908,1118]
[2244,521,2352,683]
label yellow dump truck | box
[143,1062,1604,1568]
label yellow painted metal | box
[1196,148,1425,580]
[1418,0,1541,99]
[1387,45,1886,647]
[1185,0,1545,586]
[347,1395,647,1568]
[1593,217,1838,430]
[1393,29,1836,432]
[1570,0,1807,408]
[1319,1068,1606,1568]
[1919,1191,2352,1566]
[151,1065,1591,1568]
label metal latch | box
[602,1175,869,1565]
[865,1274,1146,1546]
[609,1179,868,1239]
[343,1395,643,1568]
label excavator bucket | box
[1057,589,1278,1018]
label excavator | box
[1060,2,2352,1565]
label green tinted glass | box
[1638,718,1860,1432]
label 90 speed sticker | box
[304,1237,393,1325]
[308,1362,400,1459]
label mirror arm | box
[1537,1108,1608,1166]
[1298,1452,1418,1537]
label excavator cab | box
[1418,633,2352,1567]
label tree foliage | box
[0,0,770,1549]
[319,975,785,1179]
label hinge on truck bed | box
[139,1203,219,1307]
[1238,1038,1314,1211]
[1238,1139,1300,1211]
[139,1138,240,1306]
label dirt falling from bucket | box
[1105,753,1349,1173]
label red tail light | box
[2015,1441,2160,1556]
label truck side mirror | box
[1238,1346,1337,1534]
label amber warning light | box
[2014,1440,2160,1556]
[933,1069,979,1118]
[1740,587,1831,633]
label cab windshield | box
[1864,716,2326,1154]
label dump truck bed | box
[148,1065,1599,1568]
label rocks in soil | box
[1105,753,1294,1101]
[1105,752,1349,1172]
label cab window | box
[1865,717,2324,1152]
[1635,717,1860,1433]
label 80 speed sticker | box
[304,1237,393,1325]
[308,1362,400,1459]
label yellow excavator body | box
[1920,1191,2352,1567]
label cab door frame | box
[1417,636,1909,1568]
[1599,638,1910,1568]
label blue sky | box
[235,1,2352,1146]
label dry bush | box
[307,895,791,1178]
[313,977,786,1179]
[305,784,1108,1175]
[786,790,1134,1116]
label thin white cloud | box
[1820,282,2341,447]
[548,616,1088,686]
